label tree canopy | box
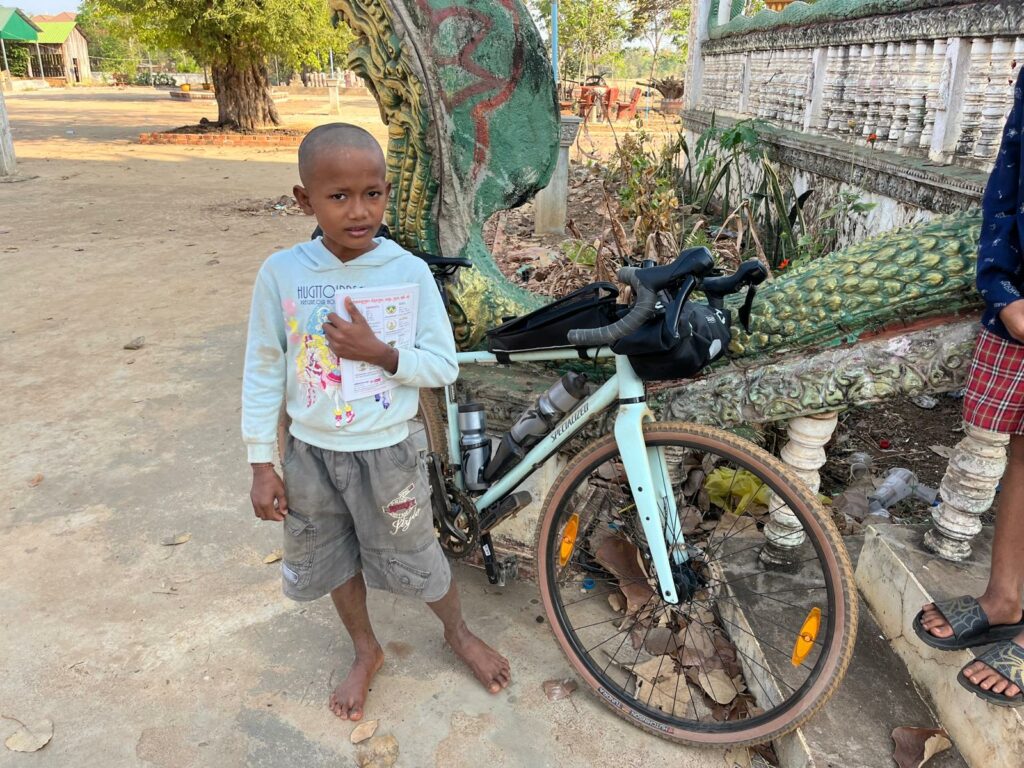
[87,0,354,128]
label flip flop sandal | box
[912,595,1024,651]
[958,641,1024,707]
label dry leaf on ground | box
[928,445,954,459]
[123,336,145,350]
[892,726,952,768]
[724,746,753,768]
[349,719,378,744]
[631,657,696,719]
[27,473,44,488]
[542,679,578,701]
[594,536,655,614]
[3,716,53,752]
[694,668,743,705]
[679,623,720,668]
[263,550,282,564]
[160,532,191,546]
[355,734,399,768]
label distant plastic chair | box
[616,88,642,121]
[599,87,619,121]
[578,87,597,122]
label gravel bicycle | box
[413,248,857,747]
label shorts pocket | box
[384,438,420,472]
[282,510,317,590]
[384,557,430,597]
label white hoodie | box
[242,237,457,463]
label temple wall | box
[685,0,1020,244]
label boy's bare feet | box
[446,622,510,694]
[329,645,385,720]
[962,639,1024,700]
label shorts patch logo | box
[383,483,419,535]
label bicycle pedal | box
[496,556,518,587]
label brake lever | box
[738,285,757,333]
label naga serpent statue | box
[328,0,984,424]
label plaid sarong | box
[964,329,1024,434]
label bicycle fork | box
[614,365,686,606]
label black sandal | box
[912,596,1024,651]
[958,641,1024,707]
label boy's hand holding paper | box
[324,297,398,374]
[325,284,420,401]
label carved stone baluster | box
[817,45,841,133]
[760,413,839,569]
[924,425,1010,562]
[974,38,1015,162]
[785,49,799,127]
[902,40,932,152]
[919,38,948,152]
[827,45,853,133]
[955,37,993,159]
[887,41,915,148]
[863,43,886,140]
[875,42,898,142]
[849,44,873,136]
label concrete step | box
[856,524,1023,768]
[747,535,967,768]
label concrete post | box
[803,46,829,132]
[327,77,340,115]
[930,38,972,164]
[924,424,1009,561]
[686,0,714,112]
[533,115,582,236]
[760,412,838,569]
[0,87,15,177]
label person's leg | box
[920,433,1024,645]
[328,574,385,720]
[427,580,511,694]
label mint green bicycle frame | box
[440,347,687,605]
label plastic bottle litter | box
[847,451,873,480]
[867,468,938,516]
[581,577,595,593]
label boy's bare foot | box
[919,594,1022,639]
[329,646,385,721]
[446,622,510,694]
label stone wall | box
[685,0,1020,240]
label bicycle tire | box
[534,421,856,747]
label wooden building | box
[31,19,91,83]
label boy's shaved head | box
[297,123,386,185]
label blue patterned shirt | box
[978,67,1024,343]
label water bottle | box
[867,467,938,516]
[458,403,491,492]
[483,372,588,483]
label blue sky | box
[9,0,79,15]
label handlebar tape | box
[567,267,658,347]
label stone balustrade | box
[690,0,1024,171]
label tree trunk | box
[211,56,280,131]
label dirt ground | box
[0,89,742,768]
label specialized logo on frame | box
[383,483,419,535]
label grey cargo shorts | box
[280,433,451,603]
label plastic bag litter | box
[542,679,578,701]
[705,468,772,514]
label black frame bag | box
[611,291,732,381]
[486,282,620,353]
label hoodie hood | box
[292,236,411,272]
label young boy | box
[915,66,1024,706]
[242,123,511,721]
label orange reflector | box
[791,607,821,666]
[558,514,580,567]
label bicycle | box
[411,247,857,747]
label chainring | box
[434,486,480,560]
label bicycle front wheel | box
[535,422,856,747]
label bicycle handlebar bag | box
[486,282,620,353]
[611,298,732,381]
